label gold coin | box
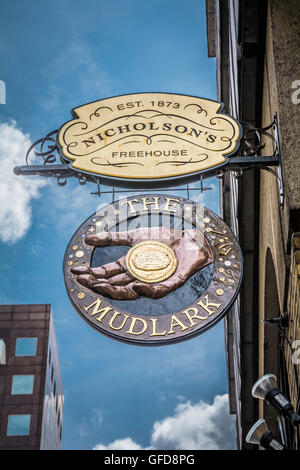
[76,250,84,258]
[126,240,178,284]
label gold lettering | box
[120,199,139,214]
[126,317,148,335]
[149,318,167,336]
[83,299,112,322]
[197,295,222,316]
[141,196,160,212]
[168,315,188,335]
[108,311,130,330]
[182,307,208,326]
[164,197,179,213]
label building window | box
[15,337,37,356]
[7,414,31,436]
[11,375,34,395]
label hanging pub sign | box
[63,194,243,346]
[57,92,242,186]
[15,91,286,346]
[17,92,283,192]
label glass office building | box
[0,304,63,450]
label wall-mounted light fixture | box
[246,418,286,450]
[252,374,300,426]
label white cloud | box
[0,121,47,243]
[93,394,236,451]
[89,408,104,427]
[77,407,104,438]
[93,437,152,451]
[151,394,236,450]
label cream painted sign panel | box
[57,93,241,181]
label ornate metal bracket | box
[226,113,284,205]
[14,129,89,187]
[14,114,283,203]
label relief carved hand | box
[71,227,213,300]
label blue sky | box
[0,0,236,450]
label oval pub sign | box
[57,93,242,186]
[63,194,243,346]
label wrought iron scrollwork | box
[55,171,88,188]
[238,116,279,158]
[231,114,284,205]
[25,129,62,165]
[24,129,88,188]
